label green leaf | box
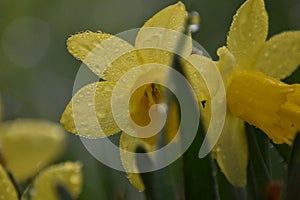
[284,132,300,200]
[182,125,217,199]
[246,124,271,198]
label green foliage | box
[0,0,299,199]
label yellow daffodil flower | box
[212,0,300,187]
[0,164,18,200]
[0,162,82,200]
[61,2,216,191]
[23,162,83,200]
[0,119,66,182]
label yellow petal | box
[228,71,300,145]
[182,55,210,118]
[213,111,248,187]
[135,2,192,59]
[255,31,300,79]
[103,49,189,82]
[119,132,155,191]
[184,55,227,157]
[216,46,236,88]
[184,55,224,107]
[28,162,82,200]
[102,50,142,82]
[0,165,18,200]
[227,0,268,68]
[0,119,65,182]
[60,81,120,138]
[139,2,187,33]
[67,31,135,78]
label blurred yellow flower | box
[0,162,82,200]
[61,2,213,191]
[0,119,66,182]
[0,164,18,200]
[211,0,300,187]
[24,162,83,200]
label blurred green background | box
[0,0,299,199]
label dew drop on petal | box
[70,174,80,184]
[97,112,106,119]
[272,44,278,49]
[6,186,11,193]
[264,51,269,57]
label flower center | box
[129,83,179,145]
[130,84,162,127]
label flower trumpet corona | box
[212,0,300,187]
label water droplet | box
[97,112,106,119]
[80,122,87,126]
[188,11,200,33]
[272,44,277,49]
[192,47,203,55]
[29,188,36,196]
[126,56,134,63]
[149,34,161,46]
[264,52,269,57]
[103,86,111,92]
[70,175,80,184]
[6,186,11,193]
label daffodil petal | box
[103,49,180,82]
[119,132,155,191]
[184,54,226,157]
[0,119,65,182]
[67,31,135,78]
[60,81,120,138]
[102,50,142,82]
[227,0,268,68]
[136,2,192,59]
[138,2,187,33]
[255,31,300,79]
[182,55,210,115]
[216,46,236,88]
[213,112,248,187]
[0,165,18,200]
[28,162,82,200]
